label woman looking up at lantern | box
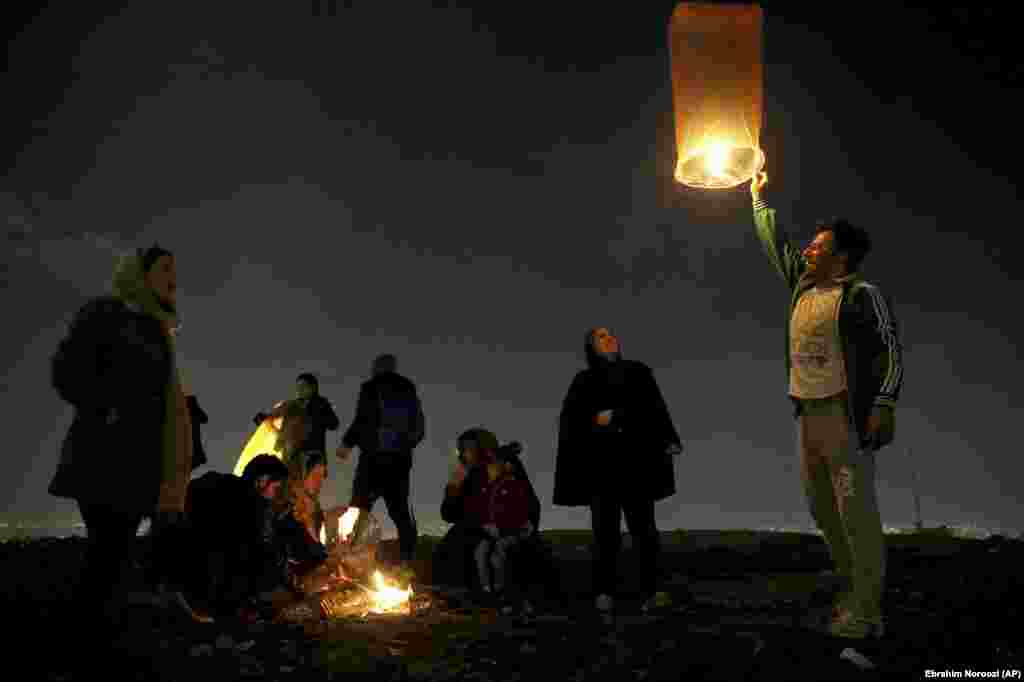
[554,327,684,620]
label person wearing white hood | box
[50,244,208,638]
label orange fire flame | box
[366,570,413,613]
[339,506,360,542]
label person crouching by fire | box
[272,449,352,594]
[284,449,329,546]
[49,244,199,643]
[185,454,291,621]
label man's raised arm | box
[751,171,805,290]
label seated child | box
[463,448,535,603]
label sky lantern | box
[669,2,765,189]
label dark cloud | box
[2,3,1021,534]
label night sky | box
[3,2,1021,535]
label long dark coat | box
[553,359,682,506]
[49,297,172,512]
[187,395,209,471]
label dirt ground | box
[3,529,1022,681]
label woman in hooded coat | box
[49,245,196,629]
[554,327,683,615]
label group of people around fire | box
[49,172,902,651]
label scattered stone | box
[839,647,876,670]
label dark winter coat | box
[187,395,208,471]
[554,357,682,506]
[185,472,289,601]
[341,371,424,455]
[434,454,555,591]
[463,474,533,531]
[49,296,173,512]
[285,395,340,457]
[441,450,541,531]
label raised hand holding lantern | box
[669,2,765,189]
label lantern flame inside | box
[669,3,765,189]
[704,141,730,178]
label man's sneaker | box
[640,591,672,614]
[828,608,885,639]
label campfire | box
[364,569,414,614]
[315,507,414,617]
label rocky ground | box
[3,529,1022,681]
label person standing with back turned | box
[336,354,425,567]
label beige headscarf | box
[112,250,193,513]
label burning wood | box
[283,508,413,621]
[365,570,413,614]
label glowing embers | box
[315,571,414,618]
[365,570,414,614]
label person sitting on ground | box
[463,446,535,608]
[434,428,562,612]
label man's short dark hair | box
[141,244,174,273]
[372,354,397,376]
[815,218,872,272]
[241,453,288,483]
[296,373,319,391]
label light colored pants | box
[796,393,885,620]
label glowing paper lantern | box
[669,2,765,188]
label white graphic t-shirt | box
[789,283,847,399]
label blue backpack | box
[375,385,424,454]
